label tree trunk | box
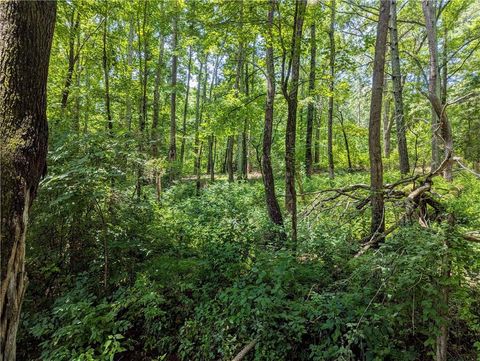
[305,23,316,177]
[339,111,352,170]
[327,0,336,179]
[383,90,392,158]
[390,0,410,174]
[262,0,284,229]
[168,12,179,178]
[61,6,80,111]
[102,13,112,133]
[422,0,453,181]
[0,2,56,360]
[126,17,134,131]
[368,0,390,238]
[314,97,322,167]
[227,136,235,182]
[283,0,307,243]
[180,46,192,165]
[193,59,204,173]
[152,35,166,158]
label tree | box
[305,23,316,177]
[327,0,336,179]
[281,0,307,243]
[262,0,284,230]
[180,46,193,165]
[168,10,179,177]
[368,0,390,238]
[0,2,56,359]
[390,0,410,175]
[423,0,453,181]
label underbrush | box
[17,138,480,360]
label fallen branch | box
[231,338,258,361]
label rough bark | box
[327,0,336,179]
[262,0,284,228]
[383,93,392,158]
[390,0,410,174]
[368,0,390,237]
[305,23,316,177]
[0,2,56,360]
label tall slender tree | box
[168,10,179,177]
[305,23,316,177]
[327,0,336,179]
[0,2,56,359]
[282,0,307,243]
[368,0,390,238]
[262,0,284,229]
[390,0,410,175]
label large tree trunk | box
[422,0,453,181]
[180,46,192,165]
[305,23,316,178]
[0,2,56,360]
[262,0,284,229]
[390,0,410,175]
[327,0,336,179]
[368,0,390,238]
[283,0,307,243]
[168,13,179,178]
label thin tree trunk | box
[126,17,134,131]
[102,13,112,133]
[152,35,166,158]
[383,90,392,158]
[390,0,410,174]
[423,0,453,181]
[194,59,204,180]
[314,97,322,167]
[283,0,307,244]
[327,0,336,179]
[168,12,179,178]
[180,46,192,165]
[305,23,316,177]
[227,136,235,182]
[339,111,352,170]
[262,0,284,229]
[0,2,56,360]
[61,6,80,111]
[368,0,390,238]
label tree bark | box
[305,23,316,177]
[383,90,392,158]
[283,0,307,243]
[314,97,322,166]
[0,2,56,360]
[339,111,352,170]
[102,12,112,133]
[368,0,390,238]
[180,46,192,165]
[422,0,453,181]
[126,16,134,131]
[61,5,80,111]
[262,0,284,229]
[327,0,336,179]
[390,0,410,174]
[152,35,166,158]
[168,12,179,178]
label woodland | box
[1,0,480,360]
